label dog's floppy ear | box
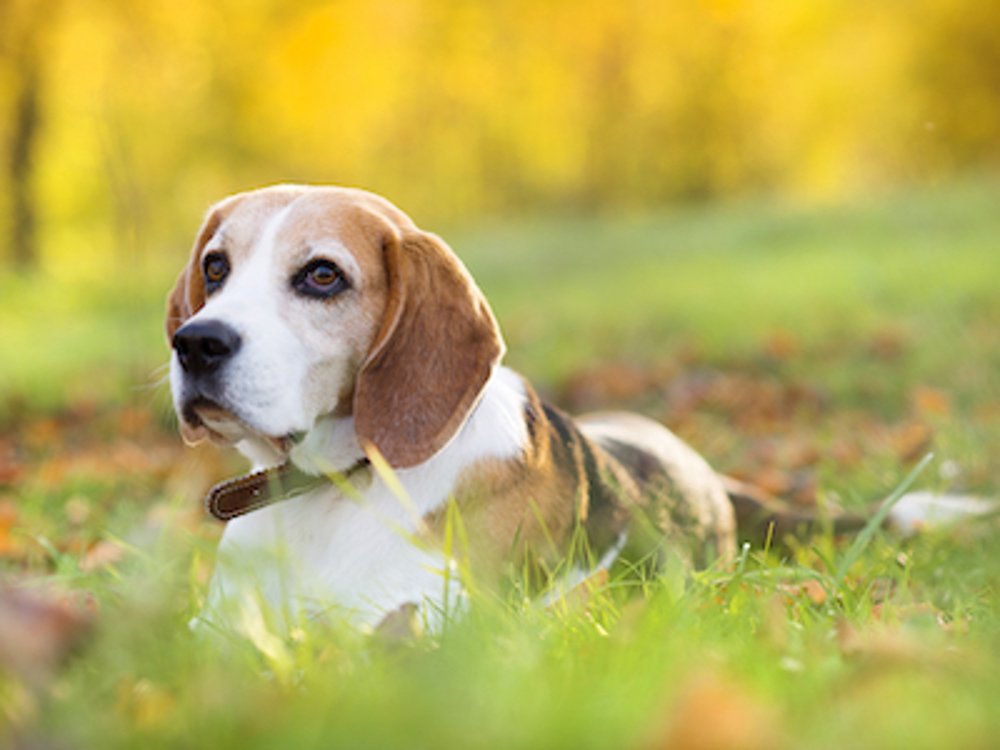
[354,228,505,469]
[165,208,225,342]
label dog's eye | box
[293,260,349,299]
[203,253,230,293]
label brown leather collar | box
[205,459,370,522]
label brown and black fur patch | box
[432,378,736,593]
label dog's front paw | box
[372,602,423,647]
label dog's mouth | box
[182,397,304,455]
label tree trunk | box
[9,54,41,271]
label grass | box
[22,507,1000,749]
[455,175,1000,386]
[2,176,1000,747]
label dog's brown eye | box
[309,264,338,287]
[203,253,230,293]
[293,260,348,299]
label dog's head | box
[166,185,505,469]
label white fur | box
[889,491,998,535]
[197,366,529,632]
[171,206,312,443]
[170,204,372,456]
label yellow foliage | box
[0,0,998,269]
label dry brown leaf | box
[802,579,828,605]
[828,437,863,468]
[776,579,827,605]
[562,362,666,410]
[836,607,958,670]
[869,602,935,623]
[0,499,21,556]
[0,453,25,486]
[116,405,154,438]
[911,386,951,416]
[836,620,927,666]
[642,670,785,750]
[0,585,92,688]
[764,330,797,360]
[22,418,61,452]
[776,438,821,471]
[80,540,126,573]
[891,422,934,463]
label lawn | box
[1,177,999,748]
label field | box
[1,177,999,748]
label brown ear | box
[354,229,505,469]
[165,208,224,342]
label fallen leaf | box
[828,438,863,468]
[0,500,20,556]
[0,451,25,486]
[775,437,821,470]
[891,422,934,463]
[0,585,92,688]
[777,578,828,605]
[911,387,951,416]
[836,612,956,670]
[869,602,935,623]
[80,540,126,573]
[642,670,785,750]
[562,362,667,411]
[23,418,61,453]
[764,330,797,360]
[116,405,153,438]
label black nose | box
[172,320,242,376]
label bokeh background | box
[1,0,999,273]
[2,3,1000,746]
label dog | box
[168,185,949,632]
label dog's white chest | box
[201,480,446,629]
[195,367,529,632]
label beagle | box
[166,185,800,630]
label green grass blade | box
[833,452,934,594]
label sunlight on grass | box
[19,496,1000,749]
[2,179,999,748]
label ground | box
[1,177,999,748]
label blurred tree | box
[1,0,998,272]
[0,0,59,271]
[913,0,1000,173]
